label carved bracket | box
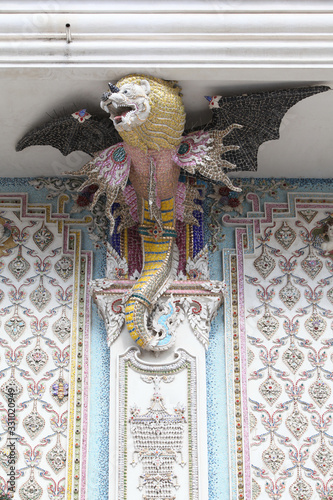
[90,245,225,348]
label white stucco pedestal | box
[90,277,224,500]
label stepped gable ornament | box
[16,76,330,350]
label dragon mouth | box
[107,103,136,124]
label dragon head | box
[100,74,186,151]
[101,79,151,132]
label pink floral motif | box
[209,185,244,215]
[71,109,92,122]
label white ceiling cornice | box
[0,1,333,179]
[1,1,333,73]
[3,0,333,13]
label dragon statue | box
[16,75,330,351]
[71,75,243,351]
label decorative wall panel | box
[118,348,198,500]
[0,190,92,500]
[219,181,333,500]
[2,178,332,500]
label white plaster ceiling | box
[1,1,333,179]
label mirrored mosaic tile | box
[33,223,54,252]
[55,256,74,281]
[1,375,23,402]
[19,471,43,500]
[23,409,45,440]
[257,309,279,340]
[301,249,323,279]
[52,314,71,343]
[249,412,257,432]
[282,346,304,374]
[289,478,312,500]
[309,378,331,407]
[259,376,282,406]
[247,349,254,367]
[326,259,333,274]
[46,441,67,474]
[29,281,51,312]
[298,209,318,223]
[0,441,18,474]
[286,408,308,440]
[279,278,301,310]
[254,246,276,278]
[305,312,327,340]
[4,313,26,341]
[8,249,30,281]
[327,287,333,305]
[313,442,333,476]
[26,346,48,374]
[274,221,296,249]
[252,479,261,500]
[262,442,285,474]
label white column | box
[91,277,224,500]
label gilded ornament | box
[50,377,69,405]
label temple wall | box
[0,177,332,500]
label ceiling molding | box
[1,3,333,69]
[1,1,333,179]
[3,0,333,13]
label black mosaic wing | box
[204,86,330,172]
[16,110,121,156]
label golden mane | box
[115,74,186,151]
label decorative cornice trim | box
[3,0,333,13]
[1,5,333,69]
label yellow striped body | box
[124,198,176,349]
